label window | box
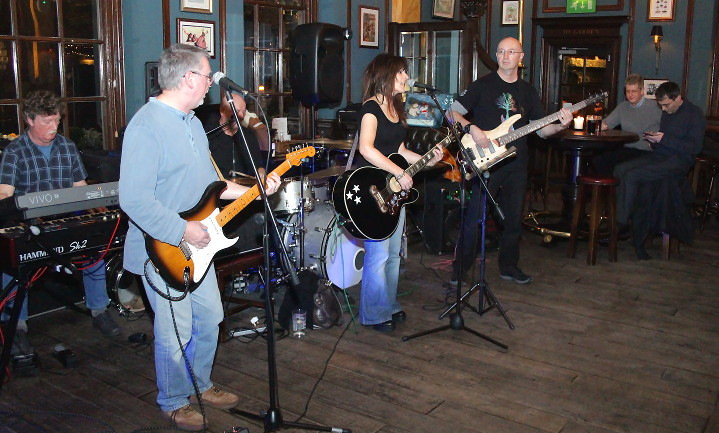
[243,0,315,136]
[0,0,123,151]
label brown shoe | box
[162,405,205,431]
[189,385,239,409]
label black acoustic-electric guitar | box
[145,146,315,291]
[332,134,454,241]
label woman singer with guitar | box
[355,54,442,332]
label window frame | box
[0,0,125,151]
[243,0,317,136]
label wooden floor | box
[2,210,719,433]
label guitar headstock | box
[590,91,609,103]
[285,145,316,166]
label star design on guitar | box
[352,184,360,192]
[354,196,361,205]
[346,191,354,200]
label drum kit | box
[270,138,365,289]
[101,138,363,314]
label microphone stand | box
[221,90,350,433]
[402,89,507,350]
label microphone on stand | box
[212,72,249,95]
[407,78,440,92]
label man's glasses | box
[657,99,674,108]
[189,70,213,84]
[496,49,523,56]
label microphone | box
[212,72,248,95]
[407,79,439,92]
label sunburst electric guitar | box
[145,146,315,291]
[460,92,609,178]
[332,134,455,241]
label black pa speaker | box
[289,23,348,108]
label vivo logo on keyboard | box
[27,193,60,205]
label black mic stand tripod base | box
[401,174,508,351]
[438,173,514,331]
[401,90,507,351]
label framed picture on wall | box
[359,6,380,48]
[501,1,520,25]
[180,0,213,14]
[644,78,668,99]
[647,0,674,21]
[177,18,215,58]
[432,0,456,20]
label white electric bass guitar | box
[460,92,608,178]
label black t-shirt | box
[457,72,545,166]
[355,99,407,168]
[203,110,263,177]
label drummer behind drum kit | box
[269,141,365,289]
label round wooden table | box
[555,129,640,221]
[523,129,639,241]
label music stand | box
[401,90,508,350]
[222,90,350,433]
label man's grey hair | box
[158,44,210,91]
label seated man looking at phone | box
[592,74,662,176]
[614,81,706,259]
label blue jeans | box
[359,209,405,325]
[141,262,223,412]
[1,260,109,321]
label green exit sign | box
[566,0,596,13]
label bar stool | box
[692,154,719,231]
[568,176,619,265]
[213,251,265,342]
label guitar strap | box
[344,132,360,171]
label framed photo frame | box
[432,0,456,20]
[359,6,380,49]
[644,78,668,99]
[177,18,215,58]
[501,1,520,25]
[180,0,213,14]
[647,0,674,21]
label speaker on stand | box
[289,22,351,139]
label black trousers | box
[452,163,527,280]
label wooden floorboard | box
[2,209,718,433]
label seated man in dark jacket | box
[615,81,706,259]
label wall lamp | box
[651,25,663,75]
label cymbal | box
[226,176,257,186]
[280,138,353,150]
[307,165,347,180]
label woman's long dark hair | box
[362,53,408,123]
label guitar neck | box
[404,135,453,178]
[215,159,293,227]
[496,95,605,146]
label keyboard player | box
[0,91,121,358]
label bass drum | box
[282,202,365,289]
[105,251,146,313]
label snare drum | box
[281,201,364,289]
[269,177,314,214]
